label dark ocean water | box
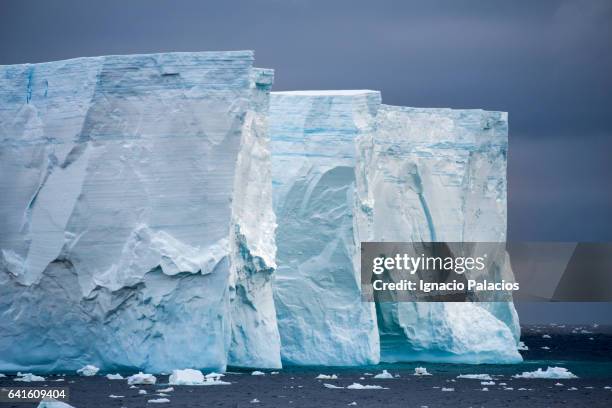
[1,325,612,407]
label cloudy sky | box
[1,0,611,322]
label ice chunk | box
[109,395,124,398]
[251,370,265,376]
[324,383,344,389]
[542,334,551,339]
[413,367,432,376]
[441,387,454,392]
[148,398,170,404]
[481,381,495,385]
[106,373,123,380]
[139,390,148,395]
[37,401,75,408]
[357,105,521,364]
[481,387,489,391]
[513,367,578,379]
[128,372,157,385]
[347,383,387,390]
[373,370,394,379]
[76,365,99,376]
[518,342,529,351]
[0,52,280,373]
[168,369,205,385]
[316,374,338,380]
[250,398,260,403]
[0,373,5,377]
[14,373,45,382]
[157,387,174,393]
[270,90,381,366]
[457,374,492,380]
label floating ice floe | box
[441,387,454,392]
[15,373,45,382]
[109,395,124,398]
[414,367,431,376]
[347,383,387,390]
[128,372,157,385]
[504,387,514,390]
[373,370,394,379]
[568,387,578,391]
[139,390,148,395]
[169,369,204,385]
[555,382,564,386]
[250,398,260,403]
[37,400,75,408]
[0,373,5,377]
[482,387,489,391]
[106,373,124,380]
[271,371,279,375]
[348,402,357,406]
[541,346,550,350]
[156,393,169,397]
[251,371,265,376]
[513,367,578,379]
[542,334,551,339]
[518,342,529,351]
[481,381,495,385]
[316,374,338,380]
[157,387,174,393]
[324,383,344,389]
[457,374,492,381]
[363,373,373,376]
[77,365,99,376]
[148,398,170,403]
[53,379,64,382]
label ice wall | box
[270,91,380,366]
[357,105,521,364]
[0,51,280,373]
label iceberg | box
[0,51,279,373]
[513,367,578,379]
[270,90,381,366]
[357,105,521,364]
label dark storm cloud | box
[1,0,611,322]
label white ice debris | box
[324,383,344,389]
[568,387,578,391]
[77,364,99,376]
[106,373,124,380]
[541,346,550,350]
[109,395,124,398]
[347,383,387,390]
[518,342,529,351]
[148,398,170,404]
[373,370,394,379]
[251,371,265,376]
[457,374,492,380]
[513,367,578,379]
[348,402,357,406]
[15,373,45,382]
[128,372,157,385]
[271,371,279,375]
[37,400,75,408]
[482,387,489,391]
[139,390,148,395]
[157,387,174,393]
[555,382,564,386]
[169,369,204,385]
[542,334,551,339]
[0,373,5,377]
[481,381,495,385]
[250,398,260,403]
[414,367,432,376]
[441,387,454,392]
[316,374,338,380]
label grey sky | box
[1,0,611,323]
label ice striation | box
[0,51,279,373]
[269,91,380,366]
[356,105,521,364]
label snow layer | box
[357,105,521,364]
[270,91,380,366]
[0,51,279,373]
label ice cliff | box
[269,91,380,365]
[357,105,521,364]
[0,51,280,373]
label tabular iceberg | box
[357,105,521,363]
[270,91,380,366]
[0,51,280,373]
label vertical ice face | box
[0,51,279,373]
[357,105,521,364]
[228,68,281,368]
[270,91,381,366]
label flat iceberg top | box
[273,89,378,96]
[0,50,255,68]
